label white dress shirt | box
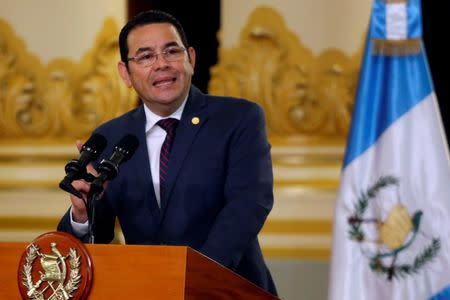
[70,96,187,236]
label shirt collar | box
[144,94,188,133]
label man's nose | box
[152,53,169,69]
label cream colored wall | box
[0,0,126,63]
[221,0,372,55]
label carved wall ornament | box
[209,6,363,144]
[0,18,138,140]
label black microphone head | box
[94,134,139,182]
[81,133,108,159]
[114,134,139,161]
[60,133,107,194]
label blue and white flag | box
[328,0,450,299]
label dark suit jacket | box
[58,86,277,295]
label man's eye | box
[166,49,178,55]
[166,48,184,56]
[139,53,154,61]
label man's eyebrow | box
[164,41,180,48]
[134,41,181,54]
[135,47,153,55]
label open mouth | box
[153,77,176,87]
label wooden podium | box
[0,241,279,299]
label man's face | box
[118,23,195,116]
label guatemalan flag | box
[328,0,450,299]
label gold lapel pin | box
[191,117,200,125]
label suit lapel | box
[129,106,161,220]
[160,87,208,214]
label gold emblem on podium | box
[18,232,93,300]
[22,242,80,299]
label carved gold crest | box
[21,242,81,300]
[18,226,91,298]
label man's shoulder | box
[189,85,261,114]
[204,93,261,114]
[94,105,143,134]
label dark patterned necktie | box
[157,118,179,200]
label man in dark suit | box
[58,10,277,295]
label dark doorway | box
[422,1,450,145]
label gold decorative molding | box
[209,6,362,145]
[262,247,330,260]
[0,18,137,140]
[262,219,332,235]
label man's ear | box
[118,61,132,87]
[188,47,196,69]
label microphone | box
[59,133,107,198]
[92,134,139,186]
[87,134,139,244]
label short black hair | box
[119,10,189,66]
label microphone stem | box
[87,181,104,244]
[88,202,95,244]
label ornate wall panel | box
[0,18,137,187]
[209,6,362,153]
